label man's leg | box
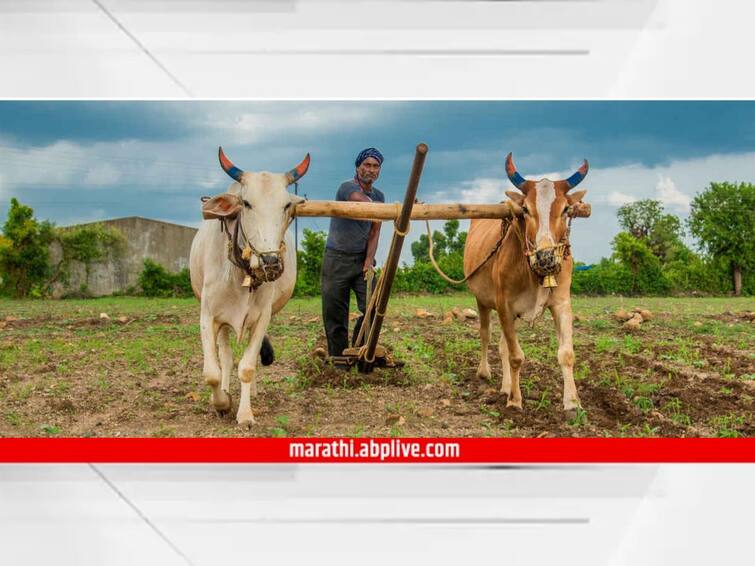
[351,264,376,347]
[321,250,352,356]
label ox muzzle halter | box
[222,211,293,292]
[521,211,573,289]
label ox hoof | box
[236,412,256,428]
[476,365,492,380]
[212,392,233,416]
[505,399,523,410]
[564,408,583,423]
[563,399,581,412]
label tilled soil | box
[0,299,752,437]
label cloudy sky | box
[0,101,753,264]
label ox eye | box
[243,200,252,209]
[284,202,292,210]
[521,205,530,215]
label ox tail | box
[260,335,275,366]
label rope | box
[357,344,376,363]
[393,221,410,237]
[353,266,385,348]
[426,219,509,285]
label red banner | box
[0,438,752,463]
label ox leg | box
[201,307,229,413]
[236,308,272,427]
[476,302,492,380]
[214,325,233,412]
[498,332,511,396]
[550,302,581,411]
[498,310,524,409]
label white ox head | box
[202,147,309,282]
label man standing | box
[321,148,385,358]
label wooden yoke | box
[293,200,590,222]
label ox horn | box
[218,146,244,182]
[505,152,527,191]
[286,153,311,185]
[565,159,589,189]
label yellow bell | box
[542,274,558,288]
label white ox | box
[190,147,308,426]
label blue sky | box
[0,101,753,264]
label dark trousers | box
[321,248,375,357]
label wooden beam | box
[294,200,591,221]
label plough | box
[293,143,591,373]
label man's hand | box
[363,260,374,274]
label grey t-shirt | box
[325,179,385,254]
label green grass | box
[1,293,753,437]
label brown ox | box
[464,153,589,412]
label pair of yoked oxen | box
[190,148,589,426]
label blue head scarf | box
[355,147,384,168]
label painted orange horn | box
[286,153,311,185]
[218,146,244,182]
[565,159,589,189]
[505,152,527,191]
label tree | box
[617,199,685,262]
[411,219,466,263]
[294,228,326,296]
[611,232,670,295]
[0,199,54,297]
[688,182,755,296]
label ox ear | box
[566,189,587,204]
[202,193,242,220]
[505,190,525,205]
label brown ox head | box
[202,147,309,283]
[504,153,589,278]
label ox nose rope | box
[208,199,295,292]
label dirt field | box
[0,294,753,438]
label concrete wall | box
[49,217,198,298]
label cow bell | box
[542,274,558,288]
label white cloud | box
[655,175,690,211]
[606,191,638,206]
[83,163,121,186]
[208,104,382,145]
[431,177,508,204]
[0,139,224,193]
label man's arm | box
[347,191,380,272]
[364,221,381,273]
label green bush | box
[611,232,671,295]
[394,252,465,294]
[294,229,326,296]
[571,259,634,295]
[138,259,193,298]
[0,198,54,297]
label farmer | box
[321,147,386,358]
